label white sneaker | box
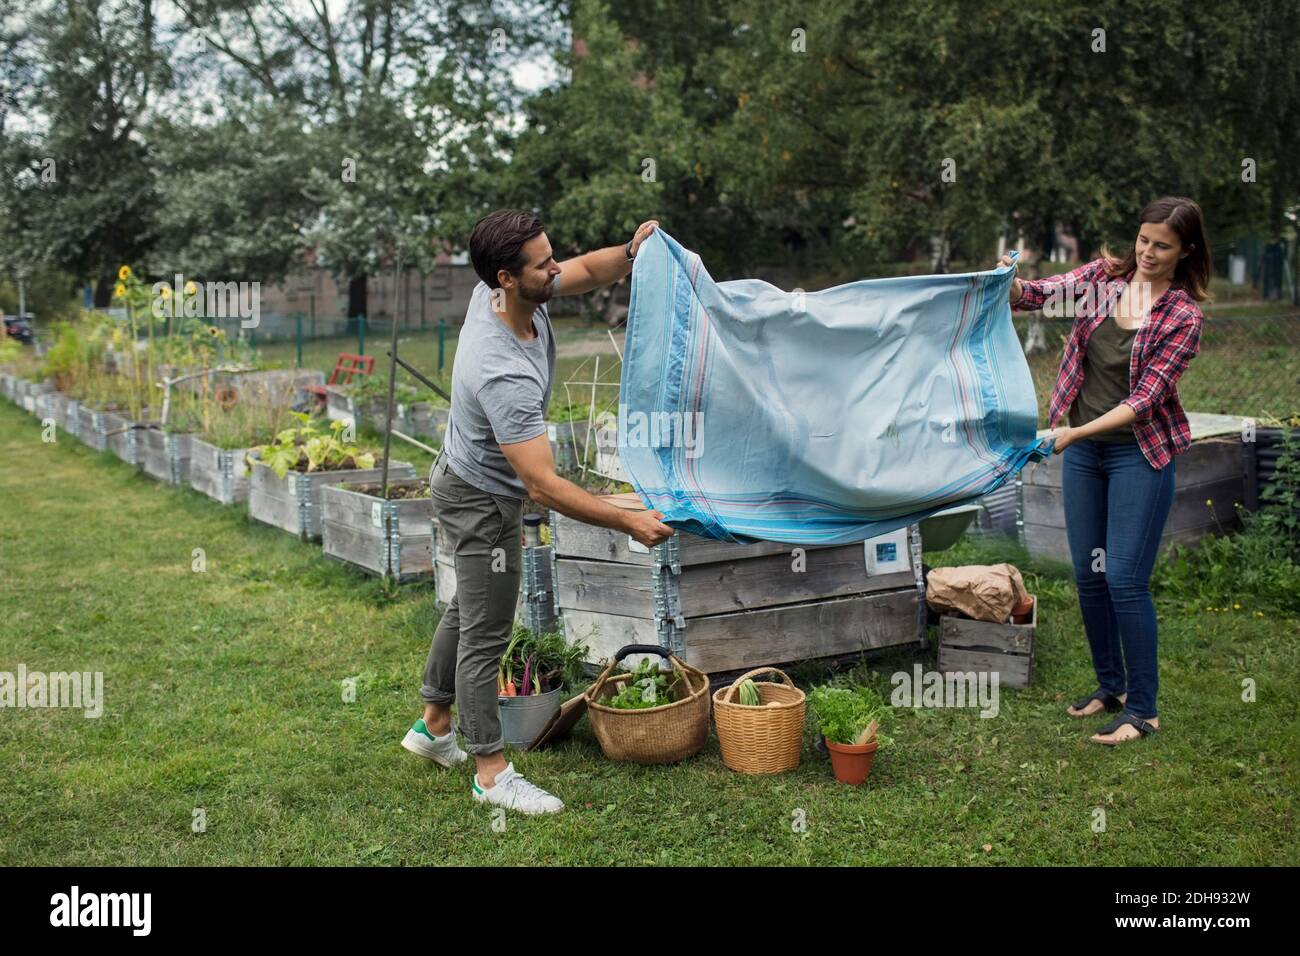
[401,719,468,767]
[471,763,564,815]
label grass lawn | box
[1,398,1296,866]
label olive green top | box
[1068,314,1138,442]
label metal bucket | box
[498,687,563,749]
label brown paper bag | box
[925,563,1030,623]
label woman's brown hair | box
[1101,196,1212,302]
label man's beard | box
[521,275,555,306]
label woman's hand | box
[998,253,1024,304]
[1047,425,1076,454]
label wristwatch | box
[624,239,635,260]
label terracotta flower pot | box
[825,737,880,785]
[1011,595,1035,624]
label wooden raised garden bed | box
[550,494,925,674]
[1021,414,1248,564]
[247,456,417,540]
[138,428,192,485]
[102,411,147,466]
[189,437,254,505]
[320,479,434,581]
[76,406,111,451]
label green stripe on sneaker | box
[413,719,437,742]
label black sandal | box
[1068,689,1124,716]
[1091,712,1158,744]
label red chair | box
[305,352,375,408]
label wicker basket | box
[584,644,711,764]
[713,667,806,774]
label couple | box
[403,197,1208,813]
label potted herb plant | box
[808,684,892,785]
[496,625,589,748]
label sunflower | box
[207,326,220,338]
[118,265,131,280]
[160,285,172,298]
[114,283,126,298]
[185,281,198,296]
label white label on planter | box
[627,536,650,554]
[864,527,910,576]
[547,423,557,441]
[372,502,383,528]
[397,403,406,418]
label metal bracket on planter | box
[909,523,927,648]
[220,451,235,504]
[65,401,80,438]
[650,534,681,575]
[548,535,561,619]
[126,426,138,466]
[1014,475,1025,550]
[291,473,314,540]
[652,565,686,653]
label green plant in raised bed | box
[251,411,376,478]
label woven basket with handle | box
[584,644,711,764]
[713,667,806,774]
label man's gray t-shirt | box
[442,281,556,498]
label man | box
[401,210,676,814]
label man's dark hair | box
[469,209,546,289]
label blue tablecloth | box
[618,230,1053,545]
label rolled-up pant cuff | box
[420,685,456,705]
[463,738,504,757]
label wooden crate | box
[325,386,356,426]
[77,406,110,451]
[189,438,253,505]
[138,428,192,485]
[1021,435,1246,564]
[938,596,1037,689]
[102,412,143,466]
[247,457,416,540]
[320,480,434,581]
[407,403,449,443]
[551,494,924,674]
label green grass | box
[1,399,1296,865]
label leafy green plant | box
[606,657,680,709]
[497,623,589,696]
[808,684,892,746]
[250,411,376,478]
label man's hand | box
[498,433,676,546]
[628,220,660,258]
[622,506,674,548]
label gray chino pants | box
[420,453,522,755]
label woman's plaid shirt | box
[1013,257,1203,470]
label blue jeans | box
[1061,438,1175,720]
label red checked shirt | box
[1013,257,1203,470]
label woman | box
[1000,196,1210,745]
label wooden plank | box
[939,600,1036,654]
[554,546,914,619]
[555,559,655,617]
[1023,474,1244,532]
[550,501,831,566]
[938,647,1032,689]
[682,587,920,674]
[559,608,658,665]
[1023,437,1243,490]
[322,521,386,574]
